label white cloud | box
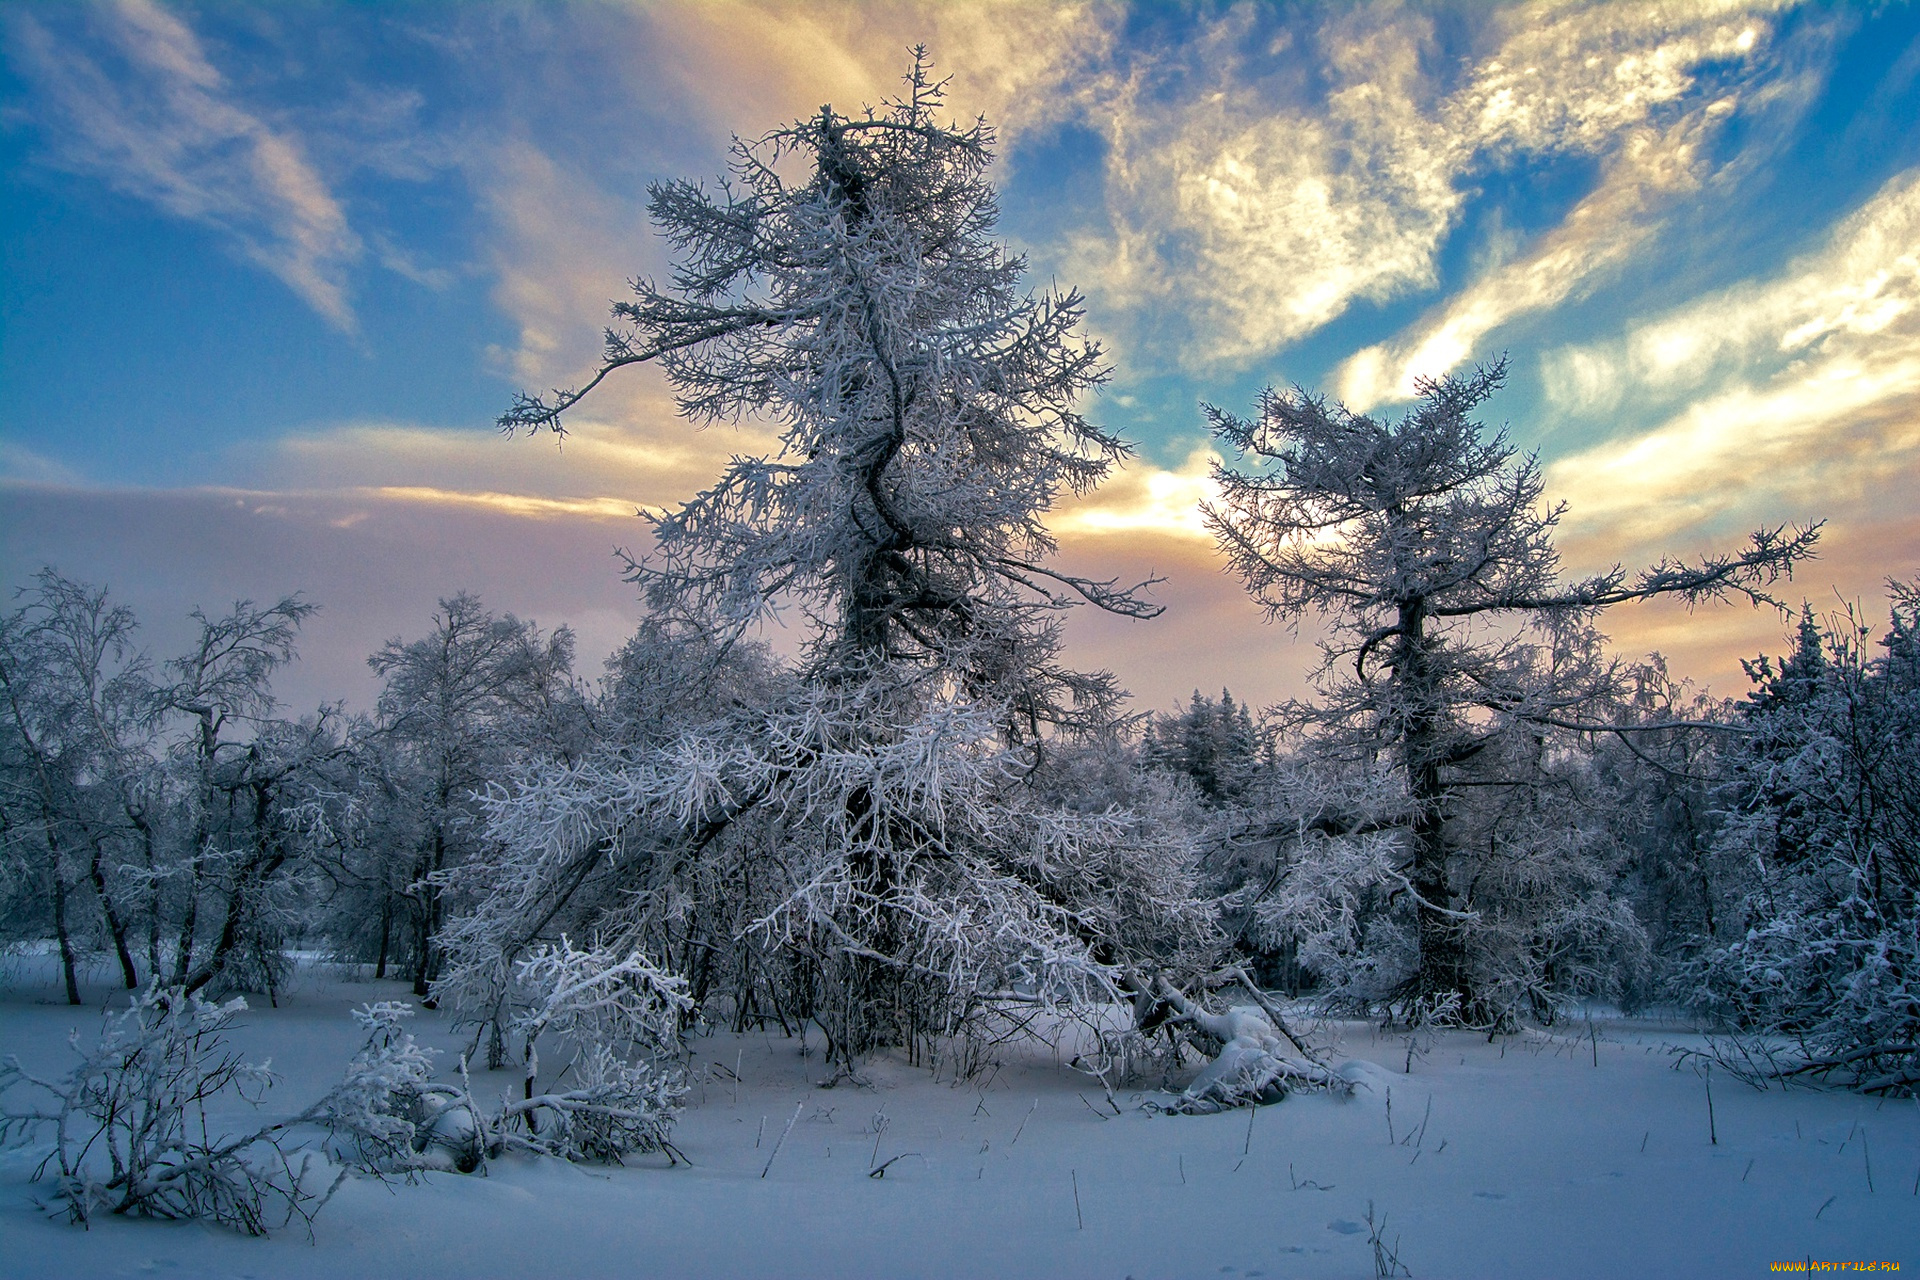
[1052,449,1220,543]
[1068,0,1807,373]
[0,442,86,487]
[468,139,655,391]
[1337,109,1719,409]
[1544,165,1920,549]
[236,413,780,518]
[459,3,1117,405]
[8,0,363,329]
[633,0,1117,146]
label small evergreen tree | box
[1146,689,1261,805]
[1696,583,1920,1092]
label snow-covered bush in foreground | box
[0,986,338,1234]
[490,938,690,1164]
[0,975,684,1241]
[318,1000,443,1174]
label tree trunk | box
[182,775,286,998]
[412,829,445,999]
[171,844,202,986]
[1407,744,1469,1016]
[1396,596,1475,1021]
[48,827,82,1005]
[173,711,219,986]
[82,825,140,989]
[131,805,162,980]
[375,893,391,979]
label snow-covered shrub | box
[454,672,1214,1075]
[434,938,694,1166]
[317,1000,440,1174]
[0,985,336,1234]
[1214,759,1411,1008]
[1436,729,1653,1028]
[491,1043,686,1165]
[1141,980,1352,1113]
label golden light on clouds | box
[1545,166,1920,554]
[368,486,640,522]
[6,0,1913,723]
[1051,449,1219,543]
[1337,110,1718,410]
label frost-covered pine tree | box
[1204,360,1820,1024]
[1695,584,1920,1092]
[464,52,1210,1073]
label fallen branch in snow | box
[1681,1038,1920,1097]
[1145,977,1354,1112]
[868,1151,923,1178]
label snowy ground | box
[3,959,1916,1279]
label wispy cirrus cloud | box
[470,138,655,392]
[1544,164,1920,551]
[464,1,1117,397]
[1335,110,1720,409]
[7,0,363,329]
[1068,0,1809,374]
[633,0,1117,146]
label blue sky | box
[4,0,1918,711]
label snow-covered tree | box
[1590,656,1739,999]
[1694,583,1920,1093]
[0,571,158,999]
[153,594,319,995]
[367,594,584,997]
[471,53,1210,1072]
[0,575,358,1003]
[1203,360,1820,1024]
[504,52,1153,723]
[1146,689,1262,807]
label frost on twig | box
[316,1000,448,1176]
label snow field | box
[3,964,1916,1279]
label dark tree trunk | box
[173,713,219,986]
[48,828,82,1005]
[82,825,140,989]
[182,777,284,997]
[131,805,162,980]
[375,894,391,980]
[1395,595,1476,1021]
[412,828,445,999]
